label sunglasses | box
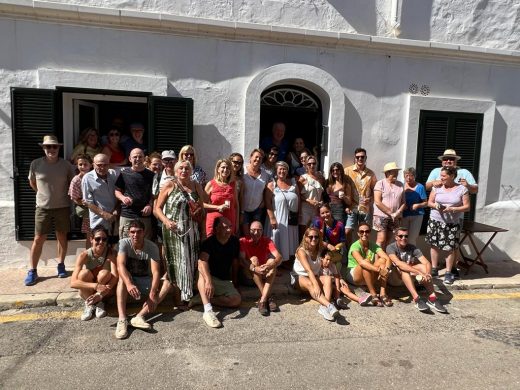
[43,145,59,150]
[358,230,371,235]
[232,160,243,165]
[94,236,108,243]
[397,234,409,239]
[307,162,316,166]
[269,152,278,156]
[184,153,194,157]
[307,235,319,240]
[355,155,366,160]
[162,159,174,163]
[443,157,456,161]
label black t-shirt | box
[200,235,239,281]
[115,168,155,218]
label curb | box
[1,281,519,311]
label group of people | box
[24,120,477,338]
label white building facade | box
[0,0,518,266]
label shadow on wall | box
[342,96,363,164]
[192,124,232,173]
[167,81,182,97]
[328,0,378,36]
[485,109,507,203]
[399,0,433,41]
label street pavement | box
[0,288,519,389]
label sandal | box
[380,295,393,307]
[371,295,384,307]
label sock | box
[204,303,213,313]
[428,293,436,303]
[413,296,420,302]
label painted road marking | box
[1,292,519,323]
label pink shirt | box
[373,179,404,217]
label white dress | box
[265,179,299,261]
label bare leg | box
[430,246,441,269]
[376,230,387,250]
[116,278,128,320]
[77,270,94,300]
[56,230,68,263]
[319,275,333,302]
[445,250,455,273]
[297,276,331,306]
[29,234,47,269]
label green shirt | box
[347,240,382,269]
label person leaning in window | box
[70,226,118,321]
[344,222,393,307]
[24,135,75,286]
[101,128,127,170]
[290,227,339,322]
[70,127,102,163]
[401,167,427,246]
[425,166,470,285]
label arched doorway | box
[259,85,323,164]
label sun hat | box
[383,162,401,173]
[438,149,461,161]
[38,135,62,146]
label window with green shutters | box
[416,110,483,226]
[11,87,193,241]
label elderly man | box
[82,153,119,243]
[344,147,377,236]
[194,217,241,328]
[24,135,74,286]
[425,148,478,278]
[240,221,282,316]
[115,148,155,239]
[260,122,289,162]
[121,122,147,158]
[387,227,447,313]
[115,219,170,339]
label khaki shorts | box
[35,207,70,235]
[211,276,239,297]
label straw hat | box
[438,149,461,161]
[38,135,62,146]
[383,162,401,173]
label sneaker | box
[24,269,38,286]
[57,263,67,278]
[328,304,339,319]
[414,297,429,312]
[130,315,151,330]
[431,267,438,277]
[268,297,279,312]
[318,305,335,321]
[115,319,128,339]
[95,302,107,318]
[358,293,373,307]
[258,301,269,316]
[444,272,455,285]
[336,297,349,310]
[452,267,460,279]
[81,303,95,321]
[426,298,448,313]
[203,310,222,328]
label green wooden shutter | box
[416,110,483,224]
[11,88,58,240]
[148,96,193,154]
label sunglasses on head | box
[94,236,108,243]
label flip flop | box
[371,295,384,307]
[380,295,393,307]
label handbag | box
[75,204,89,219]
[174,176,204,224]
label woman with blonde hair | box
[70,127,102,162]
[204,159,238,236]
[179,145,207,187]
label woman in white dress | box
[265,161,301,264]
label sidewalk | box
[1,258,520,311]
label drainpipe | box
[390,0,402,37]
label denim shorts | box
[345,210,372,229]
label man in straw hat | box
[25,135,74,286]
[425,149,478,194]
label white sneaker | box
[80,303,95,321]
[115,319,128,339]
[95,302,107,318]
[130,315,151,330]
[203,310,222,328]
[328,304,339,319]
[318,305,334,321]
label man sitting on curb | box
[115,219,171,339]
[386,227,447,313]
[240,221,282,316]
[193,217,241,328]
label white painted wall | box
[0,6,519,266]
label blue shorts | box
[345,210,372,229]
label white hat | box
[161,150,176,160]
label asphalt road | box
[1,289,519,390]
